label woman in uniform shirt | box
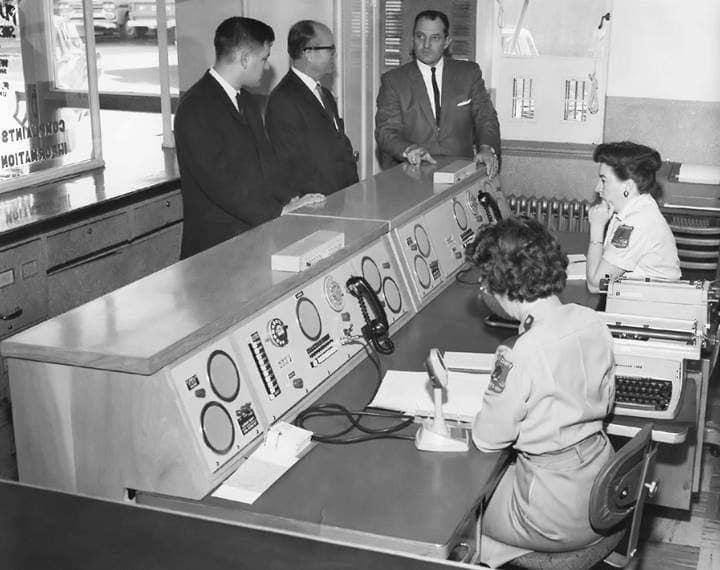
[586,141,681,293]
[467,217,616,568]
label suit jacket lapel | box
[202,71,246,124]
[408,64,435,128]
[439,58,457,134]
[286,71,335,125]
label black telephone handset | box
[478,190,503,223]
[478,180,510,223]
[346,275,394,355]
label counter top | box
[291,156,490,228]
[1,215,387,375]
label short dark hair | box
[288,20,318,60]
[413,10,450,35]
[214,17,274,62]
[467,217,568,302]
[593,141,662,196]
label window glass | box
[65,0,178,96]
[0,0,101,189]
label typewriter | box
[601,278,717,420]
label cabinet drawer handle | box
[165,200,171,207]
[0,307,23,321]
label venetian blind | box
[380,0,477,72]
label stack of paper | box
[369,369,490,423]
[212,422,313,504]
[678,163,720,185]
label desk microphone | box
[414,349,469,453]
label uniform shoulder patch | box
[488,350,514,394]
[611,224,634,249]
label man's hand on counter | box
[281,193,327,215]
[475,145,499,179]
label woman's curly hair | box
[467,217,568,302]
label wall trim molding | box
[502,140,595,159]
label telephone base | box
[415,422,469,452]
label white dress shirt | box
[209,67,239,111]
[416,58,444,119]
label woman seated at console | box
[586,141,681,293]
[467,217,616,569]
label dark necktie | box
[431,66,441,126]
[315,82,338,131]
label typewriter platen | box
[601,278,718,420]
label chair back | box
[590,424,655,531]
[667,215,720,280]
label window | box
[562,78,589,122]
[511,76,534,120]
[380,0,476,73]
[493,0,612,144]
[0,0,102,192]
[61,0,177,151]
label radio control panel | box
[167,236,411,471]
[169,336,264,473]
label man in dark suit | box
[375,10,501,177]
[265,20,358,196]
[174,17,323,259]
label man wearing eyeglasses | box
[265,20,358,197]
[375,10,501,177]
[174,17,325,259]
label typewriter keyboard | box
[615,376,673,411]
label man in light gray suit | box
[375,9,501,176]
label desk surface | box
[141,277,512,557]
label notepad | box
[369,369,490,422]
[212,422,313,504]
[567,254,587,281]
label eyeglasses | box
[304,45,336,54]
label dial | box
[268,317,289,347]
[323,275,345,312]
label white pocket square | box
[456,99,471,107]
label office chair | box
[667,217,720,281]
[504,424,658,570]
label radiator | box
[507,195,592,233]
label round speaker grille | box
[382,276,402,313]
[414,224,431,257]
[414,255,431,289]
[361,256,382,293]
[453,200,468,230]
[296,297,322,341]
[201,402,235,455]
[207,350,240,402]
